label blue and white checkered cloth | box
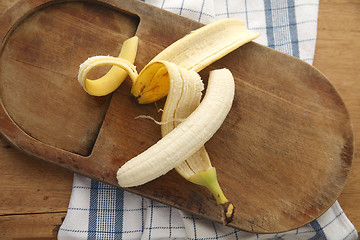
[58,0,358,239]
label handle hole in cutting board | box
[0,1,139,156]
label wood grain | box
[313,0,360,231]
[0,212,66,239]
[0,0,359,238]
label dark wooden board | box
[0,0,354,233]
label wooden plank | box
[0,137,73,215]
[313,0,360,231]
[0,212,66,239]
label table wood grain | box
[0,0,359,238]
[314,0,360,232]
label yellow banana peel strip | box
[150,18,260,72]
[78,36,138,96]
[132,18,259,103]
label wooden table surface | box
[0,0,359,239]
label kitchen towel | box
[58,0,358,239]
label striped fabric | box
[145,0,318,63]
[58,0,358,239]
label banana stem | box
[188,167,235,224]
[189,167,228,204]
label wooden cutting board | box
[0,0,354,233]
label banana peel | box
[77,18,259,224]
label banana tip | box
[222,202,235,225]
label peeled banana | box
[160,68,236,224]
[117,66,234,187]
[77,18,259,224]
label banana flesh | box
[160,67,235,224]
[116,66,235,187]
[160,66,228,202]
[77,19,259,224]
